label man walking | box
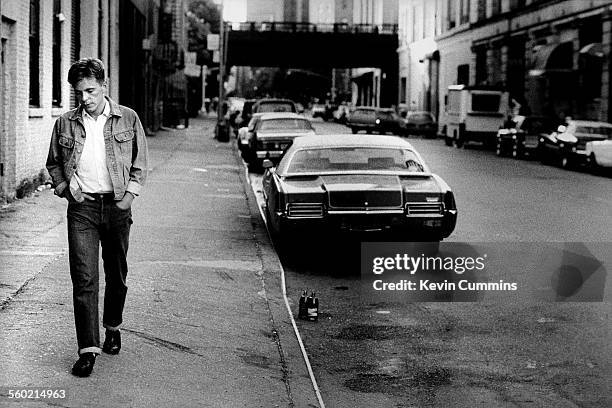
[46,58,148,377]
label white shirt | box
[74,102,114,193]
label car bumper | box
[256,150,284,159]
[407,127,436,136]
[278,211,457,239]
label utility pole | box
[216,0,228,141]
[201,65,207,115]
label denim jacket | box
[46,97,148,201]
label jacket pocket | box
[113,130,134,143]
[113,130,134,182]
[58,136,75,148]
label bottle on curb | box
[298,290,307,320]
[306,291,319,322]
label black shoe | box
[72,352,96,377]
[102,329,121,355]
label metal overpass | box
[226,22,399,106]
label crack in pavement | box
[122,328,205,357]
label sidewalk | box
[0,116,319,407]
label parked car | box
[496,115,557,158]
[347,107,406,135]
[237,113,266,158]
[261,135,457,245]
[539,120,612,169]
[586,139,612,172]
[247,113,316,169]
[404,111,437,138]
[252,98,298,114]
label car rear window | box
[523,118,555,133]
[287,147,425,173]
[258,118,313,132]
[377,111,398,120]
[255,103,296,113]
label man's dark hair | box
[68,58,106,86]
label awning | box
[580,43,605,58]
[424,50,440,62]
[529,42,574,76]
[350,70,374,83]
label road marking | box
[192,167,208,172]
[247,163,326,408]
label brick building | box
[398,0,612,125]
[0,0,187,200]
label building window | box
[491,0,501,16]
[457,64,469,85]
[477,0,486,21]
[422,6,427,39]
[52,0,62,107]
[475,47,488,84]
[98,0,103,59]
[400,77,407,104]
[460,0,470,25]
[29,0,40,107]
[490,47,502,85]
[510,0,526,10]
[507,40,526,104]
[412,6,417,41]
[71,0,81,108]
[447,0,456,30]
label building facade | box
[0,0,187,200]
[350,0,398,107]
[399,0,612,125]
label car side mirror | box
[262,159,274,169]
[557,125,567,133]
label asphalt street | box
[250,119,612,407]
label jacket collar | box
[69,96,122,121]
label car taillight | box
[443,191,456,211]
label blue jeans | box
[67,194,132,354]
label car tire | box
[266,207,295,258]
[454,136,464,148]
[514,141,525,159]
[445,135,453,146]
[351,127,358,134]
[511,143,519,159]
[495,141,503,156]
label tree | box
[187,0,221,66]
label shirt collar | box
[83,100,110,120]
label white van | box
[441,85,510,148]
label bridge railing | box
[228,21,398,35]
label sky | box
[222,0,247,22]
